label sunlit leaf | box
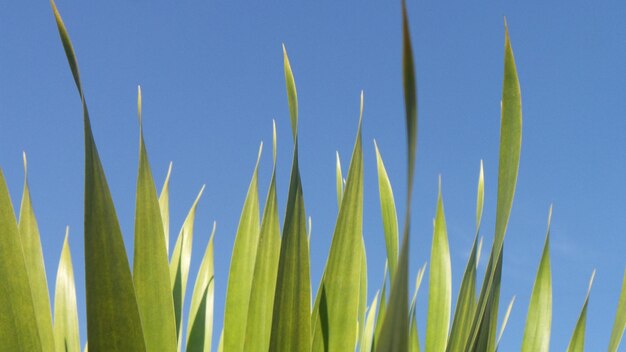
[496,296,515,348]
[522,207,553,352]
[374,141,399,280]
[224,143,262,352]
[409,263,427,352]
[566,271,595,352]
[608,268,626,352]
[360,291,379,352]
[51,2,147,349]
[54,227,81,352]
[159,162,173,255]
[18,153,55,351]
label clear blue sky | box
[1,0,625,350]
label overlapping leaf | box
[51,2,147,349]
[54,228,81,352]
[567,271,595,352]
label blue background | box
[1,0,625,350]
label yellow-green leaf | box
[244,123,282,352]
[567,271,595,352]
[608,268,626,352]
[51,2,147,349]
[133,86,178,352]
[311,92,364,352]
[496,296,515,348]
[269,45,311,352]
[186,222,216,352]
[54,227,81,352]
[409,264,427,352]
[374,141,399,281]
[360,291,379,352]
[375,3,417,350]
[224,142,262,352]
[170,186,205,347]
[336,151,344,209]
[425,180,452,352]
[0,170,42,351]
[159,162,173,255]
[522,207,553,352]
[18,153,55,352]
[466,21,522,351]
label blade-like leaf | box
[496,296,515,348]
[159,162,173,255]
[358,238,368,348]
[244,123,282,352]
[409,264,427,352]
[336,151,344,209]
[54,228,81,352]
[51,2,147,349]
[447,162,484,352]
[224,143,262,352]
[0,169,43,351]
[186,222,216,352]
[466,21,522,351]
[375,2,417,350]
[425,180,452,352]
[374,262,389,347]
[608,268,626,352]
[269,45,311,352]
[360,291,380,352]
[374,141,399,280]
[18,153,55,352]
[521,207,553,352]
[133,86,178,352]
[566,271,595,352]
[170,186,205,347]
[311,92,364,352]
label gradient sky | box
[1,0,625,350]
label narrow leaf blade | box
[54,228,81,352]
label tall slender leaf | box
[374,141,399,280]
[224,143,262,352]
[375,2,417,350]
[358,238,368,348]
[170,186,205,347]
[51,2,147,349]
[311,92,364,352]
[425,180,452,352]
[336,151,344,209]
[466,21,522,351]
[608,268,626,352]
[159,162,173,255]
[186,222,216,352]
[409,264,427,352]
[0,170,42,351]
[521,207,553,352]
[54,227,81,352]
[447,162,484,352]
[133,86,178,352]
[374,262,389,347]
[244,122,282,352]
[360,291,380,352]
[566,271,595,352]
[269,45,311,352]
[496,296,515,348]
[18,153,55,352]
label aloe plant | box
[1,1,625,352]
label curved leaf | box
[159,162,173,255]
[566,271,595,352]
[608,268,626,352]
[374,141,399,280]
[51,2,147,349]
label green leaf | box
[447,162,484,352]
[51,2,147,349]
[336,152,344,209]
[466,21,522,351]
[311,92,364,352]
[133,86,178,352]
[360,291,380,352]
[269,45,311,352]
[159,162,173,255]
[0,169,43,351]
[375,3,417,350]
[224,143,262,352]
[425,180,452,352]
[18,153,55,352]
[170,186,205,347]
[409,264,427,352]
[374,263,389,347]
[566,271,595,352]
[522,207,553,352]
[186,222,216,352]
[374,141,399,281]
[496,296,516,348]
[358,238,368,348]
[244,122,282,352]
[54,227,81,352]
[608,268,626,352]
